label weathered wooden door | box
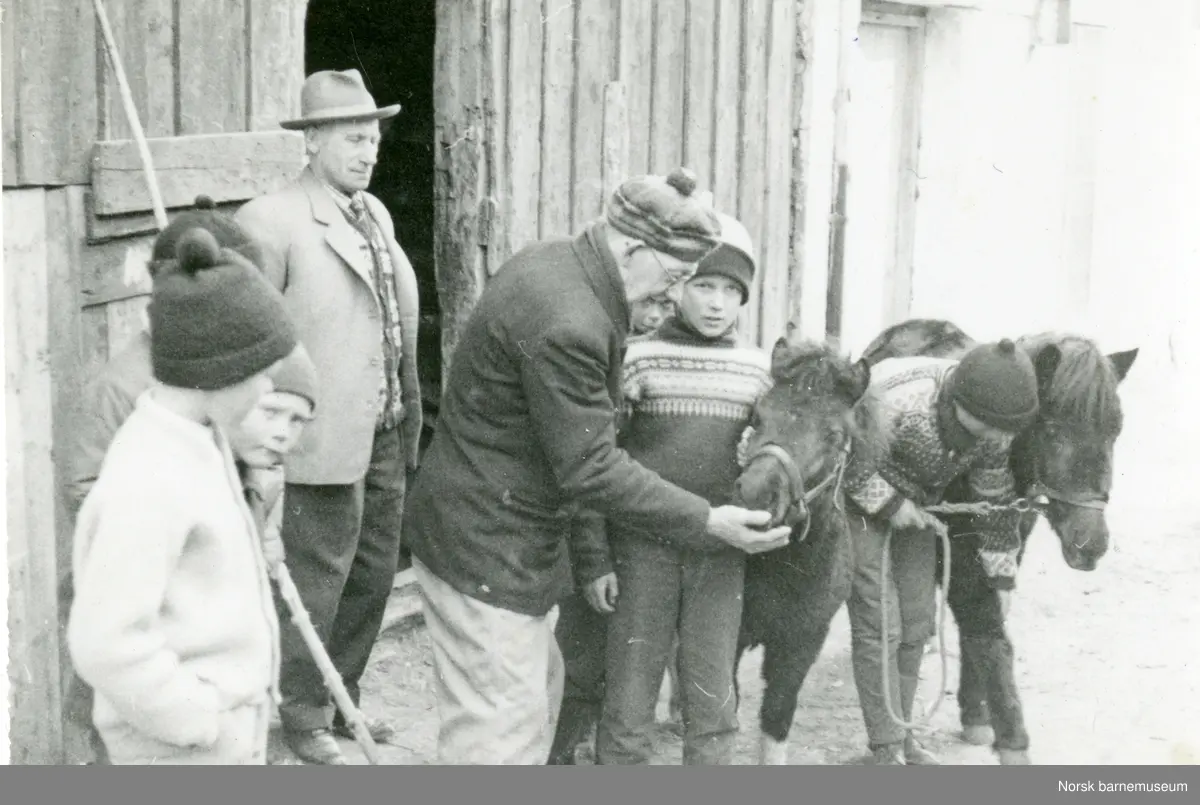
[838,8,924,358]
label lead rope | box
[877,517,952,731]
[877,497,1037,732]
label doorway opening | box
[305,0,440,449]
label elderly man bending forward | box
[401,168,791,765]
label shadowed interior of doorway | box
[305,0,440,448]
[306,0,438,571]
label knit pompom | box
[666,167,698,197]
[997,338,1016,355]
[176,228,222,275]
[193,194,217,210]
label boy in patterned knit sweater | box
[546,292,677,765]
[840,342,1040,765]
[594,213,773,766]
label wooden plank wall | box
[3,0,305,187]
[435,0,807,372]
[3,0,308,764]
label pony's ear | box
[771,337,791,376]
[1032,343,1062,397]
[842,358,872,403]
[1107,348,1138,383]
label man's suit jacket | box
[235,167,422,485]
[402,223,714,617]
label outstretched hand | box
[706,506,791,554]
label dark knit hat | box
[149,227,298,390]
[149,195,264,277]
[691,211,756,303]
[269,343,319,411]
[949,338,1040,433]
[605,167,722,263]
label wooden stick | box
[91,0,169,230]
[274,565,384,764]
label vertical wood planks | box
[650,0,688,174]
[506,0,545,255]
[684,0,718,190]
[2,4,18,183]
[758,0,797,345]
[247,0,306,131]
[44,188,87,586]
[484,0,511,271]
[601,82,630,203]
[711,0,742,213]
[571,2,617,232]
[433,0,487,379]
[4,188,65,764]
[99,0,175,140]
[618,0,654,178]
[13,0,97,185]
[538,0,576,238]
[737,0,772,342]
[177,0,248,134]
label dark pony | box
[858,318,1138,763]
[733,337,892,764]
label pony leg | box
[948,588,993,744]
[937,524,992,744]
[757,626,832,765]
[977,632,1030,763]
[946,535,1030,762]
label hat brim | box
[280,104,401,130]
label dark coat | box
[402,224,715,616]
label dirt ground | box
[268,393,1200,766]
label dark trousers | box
[276,426,406,732]
[596,538,744,765]
[548,591,610,763]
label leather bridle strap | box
[1027,481,1109,512]
[746,440,851,534]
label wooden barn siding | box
[3,0,307,763]
[434,0,807,375]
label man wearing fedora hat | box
[236,69,422,765]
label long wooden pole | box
[275,565,383,765]
[91,0,169,230]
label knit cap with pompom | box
[149,194,265,277]
[949,338,1040,433]
[149,227,298,390]
[605,167,722,263]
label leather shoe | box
[333,716,395,744]
[284,727,348,765]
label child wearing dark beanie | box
[66,225,300,765]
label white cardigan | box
[68,390,281,749]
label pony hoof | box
[759,734,789,765]
[961,725,995,746]
[996,748,1032,765]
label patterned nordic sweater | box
[619,318,774,505]
[841,356,1024,589]
[567,317,773,580]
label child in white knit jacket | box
[68,227,300,765]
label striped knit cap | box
[605,167,722,263]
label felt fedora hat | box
[280,69,400,130]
